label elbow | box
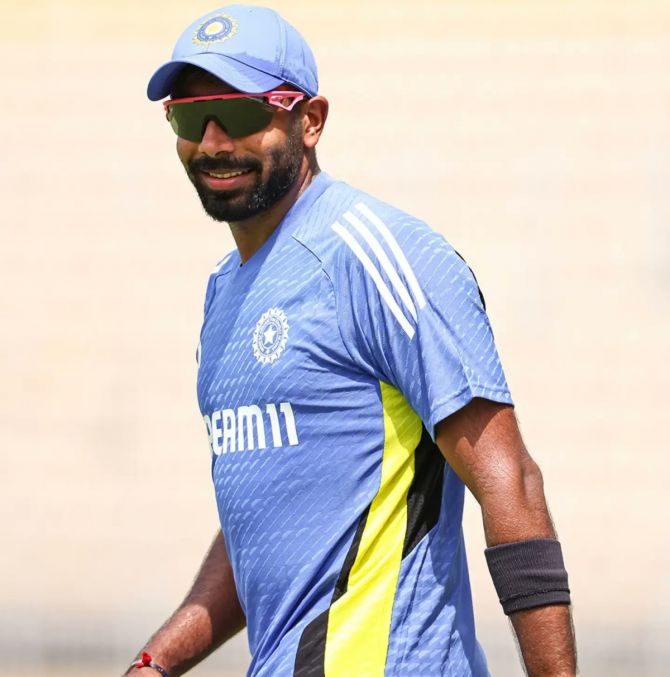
[516,455,556,539]
[513,453,552,524]
[484,450,545,506]
[481,453,555,544]
[519,454,545,504]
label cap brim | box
[147,53,285,100]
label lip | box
[199,169,254,190]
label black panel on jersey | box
[293,610,327,677]
[294,425,445,675]
[333,505,370,602]
[293,506,370,676]
[402,426,445,558]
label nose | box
[198,118,235,156]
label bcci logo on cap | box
[193,14,238,46]
[252,308,289,365]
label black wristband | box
[485,538,571,615]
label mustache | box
[189,155,262,174]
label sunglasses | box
[163,91,306,142]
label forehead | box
[171,67,236,98]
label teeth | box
[208,170,246,179]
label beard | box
[186,117,304,223]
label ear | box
[302,96,329,149]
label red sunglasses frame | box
[164,90,307,113]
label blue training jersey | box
[197,172,513,676]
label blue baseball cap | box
[147,5,318,101]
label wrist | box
[127,652,170,677]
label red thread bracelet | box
[130,652,169,677]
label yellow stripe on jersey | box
[324,382,422,675]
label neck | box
[230,160,320,264]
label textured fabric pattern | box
[196,172,511,676]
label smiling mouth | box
[204,169,252,179]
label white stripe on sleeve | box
[332,222,415,339]
[342,211,418,321]
[355,202,427,309]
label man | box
[127,5,576,676]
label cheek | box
[255,129,296,168]
[176,138,197,168]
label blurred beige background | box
[1,1,668,675]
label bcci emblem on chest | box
[252,307,289,365]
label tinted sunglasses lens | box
[167,98,274,141]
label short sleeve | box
[331,201,513,435]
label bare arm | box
[126,531,245,677]
[435,398,576,676]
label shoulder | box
[293,179,454,280]
[203,249,237,314]
[210,250,238,276]
[292,182,485,341]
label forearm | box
[480,459,576,675]
[128,604,224,677]
[126,532,245,677]
[510,605,576,677]
[435,402,577,674]
[479,451,555,545]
